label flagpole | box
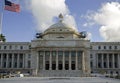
[0,0,4,34]
[0,11,3,34]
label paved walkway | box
[0,77,120,83]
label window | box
[3,62,6,68]
[45,61,49,70]
[29,45,31,49]
[20,62,23,68]
[20,54,23,59]
[98,46,101,50]
[90,61,93,68]
[9,54,12,59]
[58,51,63,56]
[65,51,69,56]
[58,61,62,70]
[71,51,76,56]
[39,51,44,55]
[28,60,31,68]
[45,51,50,56]
[14,62,17,68]
[14,54,17,59]
[65,61,69,70]
[20,46,23,50]
[114,46,117,49]
[109,46,112,49]
[77,51,82,56]
[98,62,101,68]
[104,62,107,68]
[90,46,92,49]
[52,51,56,56]
[90,54,93,58]
[104,46,106,49]
[28,54,31,59]
[3,54,7,59]
[4,46,7,50]
[9,62,12,68]
[71,61,75,70]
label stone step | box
[38,70,84,77]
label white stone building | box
[0,15,120,77]
[90,42,120,75]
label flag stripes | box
[4,0,20,12]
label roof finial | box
[59,13,63,22]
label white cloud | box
[25,0,77,32]
[86,32,92,40]
[85,2,120,42]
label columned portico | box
[39,50,84,71]
[36,49,90,76]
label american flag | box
[4,0,20,12]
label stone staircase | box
[38,70,84,77]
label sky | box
[0,0,120,42]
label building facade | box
[0,15,120,77]
[90,42,120,75]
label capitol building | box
[0,14,120,77]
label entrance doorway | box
[52,64,56,70]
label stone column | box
[6,54,9,68]
[43,51,45,70]
[69,51,71,70]
[96,54,98,68]
[112,54,115,68]
[49,51,52,70]
[0,54,3,68]
[101,54,104,68]
[63,51,65,70]
[76,50,78,70]
[118,54,120,68]
[56,51,58,70]
[12,54,14,68]
[22,54,25,68]
[82,51,85,71]
[17,54,20,68]
[107,54,109,68]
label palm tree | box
[0,34,6,42]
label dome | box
[44,21,77,34]
[49,22,72,29]
[44,14,78,35]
